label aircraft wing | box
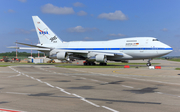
[66,50,124,57]
[8,46,51,51]
[8,42,52,52]
[10,42,124,57]
[16,42,50,48]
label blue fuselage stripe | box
[60,48,173,50]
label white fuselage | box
[12,16,173,64]
[44,37,172,61]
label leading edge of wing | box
[16,42,50,48]
[8,46,50,51]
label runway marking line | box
[102,106,119,112]
[8,66,120,112]
[122,85,134,88]
[56,87,64,91]
[0,108,25,112]
[61,90,71,95]
[6,92,30,95]
[91,79,99,82]
[81,98,100,107]
[8,74,21,78]
[72,94,84,99]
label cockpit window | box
[153,39,159,41]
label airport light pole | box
[31,42,32,57]
[16,40,17,58]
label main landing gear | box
[83,61,96,65]
[99,62,107,65]
[83,61,107,66]
[146,59,152,66]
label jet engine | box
[96,54,107,63]
[56,52,68,60]
[88,54,107,63]
[50,51,69,60]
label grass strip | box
[175,68,180,70]
[56,65,143,68]
[169,59,180,62]
[0,65,10,67]
[107,63,159,65]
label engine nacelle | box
[95,54,107,63]
[50,51,69,60]
[57,52,68,60]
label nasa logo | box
[38,27,48,35]
[50,36,57,42]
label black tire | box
[146,63,151,66]
[100,63,107,66]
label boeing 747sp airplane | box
[10,16,173,66]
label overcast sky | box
[1,0,180,56]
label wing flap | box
[65,50,124,56]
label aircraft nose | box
[165,44,173,53]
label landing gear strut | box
[146,59,152,66]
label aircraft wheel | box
[146,63,151,66]
[100,63,107,66]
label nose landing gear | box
[146,59,152,66]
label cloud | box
[67,26,98,33]
[73,2,85,7]
[30,29,36,32]
[98,10,128,21]
[18,0,27,2]
[25,38,30,41]
[41,3,75,15]
[175,35,180,37]
[162,28,168,32]
[77,11,87,16]
[83,37,93,41]
[16,29,30,34]
[11,29,35,34]
[108,33,126,37]
[8,9,15,13]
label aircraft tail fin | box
[32,16,62,46]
